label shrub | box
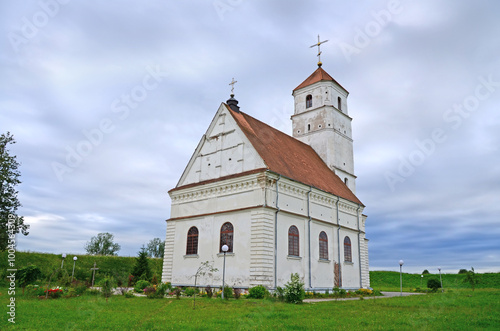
[144,286,157,298]
[427,278,441,292]
[205,286,213,299]
[275,286,284,301]
[233,288,242,299]
[16,265,42,294]
[155,282,171,297]
[355,288,373,296]
[422,269,430,275]
[45,288,63,299]
[248,285,268,299]
[223,286,233,300]
[458,269,468,274]
[284,273,305,304]
[134,280,150,293]
[25,284,44,297]
[184,287,196,297]
[173,287,182,299]
[124,291,135,298]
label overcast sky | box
[1,0,499,274]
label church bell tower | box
[291,63,356,193]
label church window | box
[337,97,342,111]
[319,231,328,260]
[288,226,299,256]
[220,222,234,253]
[186,226,199,255]
[307,124,311,132]
[344,178,348,185]
[306,94,312,108]
[344,236,352,262]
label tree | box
[427,278,441,292]
[131,246,151,281]
[463,267,479,291]
[16,265,41,294]
[193,261,217,309]
[84,232,121,256]
[284,273,305,304]
[145,238,165,258]
[422,269,430,275]
[0,132,29,251]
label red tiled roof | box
[227,104,363,206]
[293,66,348,93]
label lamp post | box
[421,274,423,288]
[399,260,404,296]
[221,244,229,299]
[61,253,67,268]
[71,256,78,282]
[438,267,443,292]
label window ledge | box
[217,252,235,257]
[287,255,302,261]
[319,258,331,263]
[183,254,199,259]
[344,261,354,265]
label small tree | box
[100,276,116,302]
[463,267,479,291]
[284,273,305,304]
[422,269,430,275]
[145,238,165,258]
[193,261,218,309]
[16,265,41,294]
[131,246,152,281]
[458,269,468,274]
[84,232,120,256]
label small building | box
[162,64,369,290]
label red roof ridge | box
[293,66,348,92]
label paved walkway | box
[304,291,424,303]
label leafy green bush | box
[422,270,430,275]
[124,291,135,298]
[173,287,182,299]
[144,286,158,298]
[248,285,268,299]
[134,280,150,293]
[427,278,441,292]
[16,265,42,293]
[458,269,468,274]
[223,286,233,300]
[184,287,195,297]
[284,273,305,304]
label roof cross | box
[229,77,238,95]
[310,35,329,67]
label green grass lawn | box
[1,289,499,330]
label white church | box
[161,62,370,290]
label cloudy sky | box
[2,0,499,274]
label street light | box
[421,274,424,288]
[438,267,443,292]
[221,244,229,299]
[61,253,67,268]
[399,260,404,296]
[71,256,78,282]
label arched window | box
[288,226,299,256]
[186,226,198,255]
[306,94,312,108]
[220,222,234,253]
[344,178,348,185]
[319,231,328,260]
[337,97,342,111]
[344,236,352,262]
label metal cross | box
[310,35,329,66]
[229,77,237,94]
[90,262,99,287]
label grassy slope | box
[369,271,500,291]
[1,290,499,329]
[0,251,163,285]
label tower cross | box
[310,35,329,66]
[229,77,238,95]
